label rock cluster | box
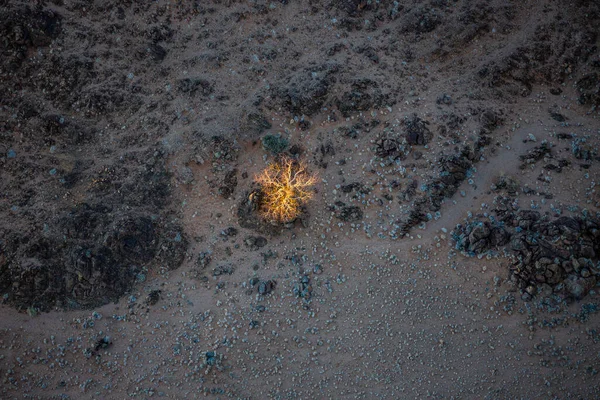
[454,198,600,301]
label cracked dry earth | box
[1,0,600,399]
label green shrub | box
[261,134,289,155]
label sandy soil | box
[1,0,599,398]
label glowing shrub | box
[255,156,316,223]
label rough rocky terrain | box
[1,0,599,398]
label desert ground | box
[1,0,599,398]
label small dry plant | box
[255,156,316,223]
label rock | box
[145,290,161,306]
[258,280,275,295]
[205,351,217,366]
[177,77,213,96]
[519,142,552,167]
[245,236,268,250]
[240,111,272,139]
[337,79,389,117]
[537,283,553,298]
[545,264,564,285]
[375,137,410,160]
[176,166,194,185]
[197,252,212,270]
[404,114,432,145]
[94,336,112,352]
[565,275,588,299]
[337,206,363,222]
[294,274,313,301]
[469,222,491,242]
[580,267,591,278]
[401,7,441,34]
[272,64,337,116]
[549,111,566,122]
[147,43,167,62]
[221,227,238,238]
[218,169,237,199]
[213,265,234,276]
[576,73,600,106]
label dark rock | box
[337,206,363,222]
[205,351,217,366]
[436,94,452,105]
[145,290,161,306]
[213,265,234,276]
[519,142,552,166]
[455,205,600,302]
[221,227,238,238]
[334,0,373,17]
[341,182,371,194]
[375,137,409,160]
[404,114,432,145]
[258,280,275,295]
[245,236,267,250]
[94,336,112,352]
[401,7,441,34]
[176,166,194,185]
[298,120,311,131]
[219,169,237,199]
[565,274,594,300]
[272,64,337,116]
[337,79,389,117]
[549,111,566,122]
[197,252,212,270]
[177,77,213,96]
[147,44,167,61]
[237,190,283,235]
[240,112,272,139]
[327,43,346,56]
[480,109,504,131]
[571,138,596,160]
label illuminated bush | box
[255,156,316,223]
